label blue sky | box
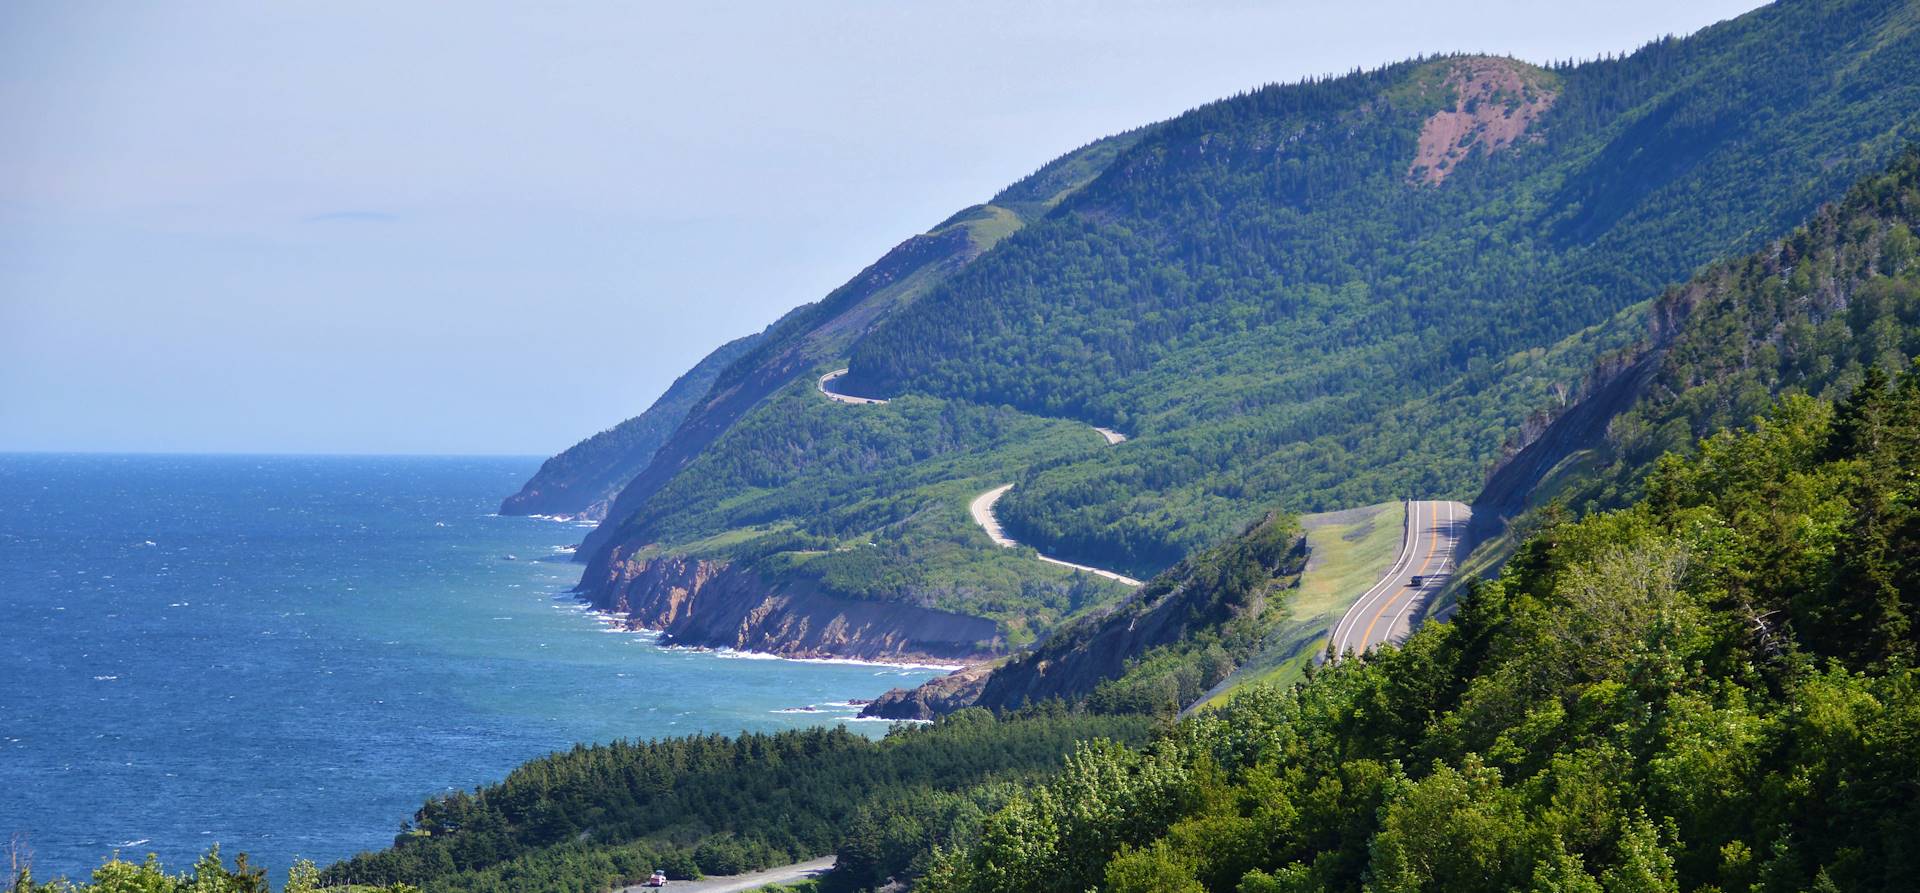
[0,1,1766,455]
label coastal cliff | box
[583,550,1003,664]
[859,664,993,720]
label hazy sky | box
[1,1,1768,455]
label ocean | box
[0,454,942,880]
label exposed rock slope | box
[587,551,1000,663]
[1408,56,1557,185]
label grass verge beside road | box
[1194,501,1406,709]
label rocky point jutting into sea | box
[579,551,1001,664]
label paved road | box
[1326,499,1469,659]
[815,374,1135,584]
[619,857,836,893]
[817,369,888,405]
[817,371,1129,453]
[970,484,1144,586]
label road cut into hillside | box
[969,484,1143,587]
[1326,499,1470,658]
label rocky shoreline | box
[578,550,1004,666]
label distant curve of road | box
[970,484,1144,587]
[1326,499,1470,659]
[818,370,1131,447]
[817,369,888,405]
[815,368,1139,585]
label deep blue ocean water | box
[0,454,942,881]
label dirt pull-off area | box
[1409,57,1556,185]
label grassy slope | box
[1199,501,1406,706]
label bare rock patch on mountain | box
[1409,57,1556,185]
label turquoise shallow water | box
[0,454,941,880]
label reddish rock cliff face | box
[583,550,1002,664]
[1409,57,1556,185]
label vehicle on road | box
[1410,575,1425,587]
[645,869,667,887]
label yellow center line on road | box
[1332,500,1423,658]
[1390,501,1456,636]
[1359,502,1443,651]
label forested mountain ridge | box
[554,0,1920,665]
[500,332,760,520]
[845,0,1920,575]
[570,128,1148,564]
[869,141,1920,726]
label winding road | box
[1326,499,1469,659]
[813,370,1468,655]
[970,484,1143,586]
[817,369,888,405]
[815,368,1138,585]
[816,370,1131,446]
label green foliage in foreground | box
[10,849,414,893]
[322,709,1151,893]
[919,377,1920,893]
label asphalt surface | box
[1326,499,1469,658]
[816,370,1126,452]
[816,369,888,405]
[970,484,1143,586]
[815,374,1138,584]
[618,857,837,893]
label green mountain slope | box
[500,332,760,520]
[568,136,1156,658]
[842,0,1920,575]
[921,369,1920,893]
[867,142,1920,725]
[574,129,1149,565]
[569,0,1920,663]
[1469,143,1920,583]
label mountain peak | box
[1408,55,1558,184]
